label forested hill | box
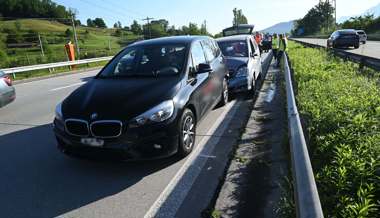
[0,0,73,20]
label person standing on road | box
[254,32,263,55]
[272,34,279,61]
[277,34,287,67]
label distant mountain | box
[260,20,295,34]
[337,3,380,23]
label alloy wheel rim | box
[182,116,195,150]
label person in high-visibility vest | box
[277,34,288,67]
[272,33,279,61]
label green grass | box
[285,41,380,218]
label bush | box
[287,42,380,218]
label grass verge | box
[286,41,380,218]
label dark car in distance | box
[327,29,360,49]
[53,36,229,160]
[217,35,262,94]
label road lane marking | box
[50,82,86,91]
[144,100,241,218]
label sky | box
[54,0,380,34]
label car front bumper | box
[53,117,180,161]
[228,76,250,93]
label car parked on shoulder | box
[0,70,16,108]
[356,30,367,44]
[53,36,229,160]
[327,29,360,49]
[217,35,262,94]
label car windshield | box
[99,44,187,78]
[218,40,248,57]
[0,71,4,77]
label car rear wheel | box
[218,78,229,107]
[178,109,196,157]
[354,44,359,49]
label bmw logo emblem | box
[91,113,98,120]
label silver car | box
[0,70,16,108]
[217,35,262,94]
[356,30,367,44]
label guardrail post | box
[283,53,324,218]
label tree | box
[0,0,72,24]
[293,1,334,36]
[232,8,248,26]
[130,20,142,35]
[87,18,95,27]
[200,20,208,35]
[93,18,107,28]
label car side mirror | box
[197,63,212,73]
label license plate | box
[81,138,104,147]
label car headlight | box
[55,102,63,121]
[235,66,248,77]
[133,100,174,126]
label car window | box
[0,71,4,77]
[217,40,248,57]
[202,40,216,62]
[99,44,187,78]
[191,41,207,67]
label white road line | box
[144,100,241,218]
[50,82,86,91]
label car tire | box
[177,109,196,157]
[363,41,366,44]
[218,78,229,107]
[354,44,359,49]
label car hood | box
[62,76,182,121]
[225,57,249,74]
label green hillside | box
[0,19,142,68]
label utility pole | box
[71,15,80,59]
[38,34,45,57]
[142,17,154,39]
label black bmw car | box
[53,36,229,160]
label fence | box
[290,38,380,71]
[283,53,324,218]
[1,56,113,78]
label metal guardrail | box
[1,56,113,78]
[290,39,380,71]
[283,53,324,218]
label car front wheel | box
[178,109,196,157]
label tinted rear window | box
[357,31,365,35]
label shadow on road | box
[0,124,179,218]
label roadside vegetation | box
[291,1,380,40]
[285,41,380,218]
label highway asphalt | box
[0,53,270,218]
[293,38,380,59]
